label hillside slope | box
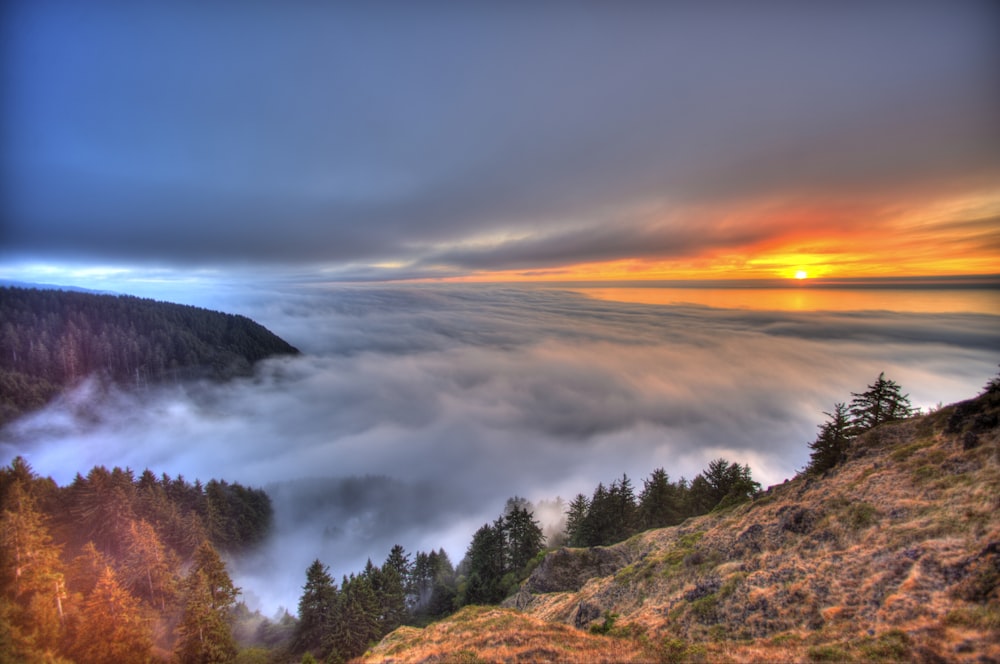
[364,386,1000,663]
[0,286,299,425]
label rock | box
[523,546,631,594]
[573,601,602,629]
[778,506,817,535]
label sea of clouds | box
[3,284,997,612]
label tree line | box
[0,286,299,426]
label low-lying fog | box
[3,284,997,613]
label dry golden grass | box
[360,606,653,663]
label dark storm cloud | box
[2,2,998,268]
[2,286,996,610]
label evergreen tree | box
[0,472,66,653]
[377,548,409,632]
[329,573,380,661]
[121,518,177,612]
[294,559,337,658]
[175,542,239,663]
[71,566,152,664]
[638,468,682,530]
[461,519,507,605]
[848,372,915,432]
[564,493,591,547]
[807,403,852,474]
[503,507,545,573]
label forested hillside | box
[0,459,272,662]
[0,286,299,425]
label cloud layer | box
[2,285,996,611]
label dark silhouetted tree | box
[849,372,915,432]
[807,403,852,474]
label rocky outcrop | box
[523,546,633,594]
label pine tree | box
[564,494,591,547]
[461,519,507,605]
[71,566,153,664]
[378,549,409,632]
[638,468,682,530]
[503,507,544,573]
[121,518,177,612]
[848,372,915,432]
[807,403,852,474]
[175,542,239,663]
[0,471,66,653]
[294,559,337,657]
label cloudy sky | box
[2,1,999,282]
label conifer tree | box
[175,542,239,663]
[638,468,682,530]
[0,472,66,653]
[294,559,337,658]
[71,566,153,664]
[503,506,545,573]
[848,372,915,432]
[564,494,591,547]
[807,403,852,474]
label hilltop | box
[0,286,299,425]
[364,384,1000,663]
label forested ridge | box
[0,286,299,426]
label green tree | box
[564,494,591,547]
[638,468,683,530]
[807,403,852,474]
[503,506,544,573]
[294,559,337,658]
[460,519,507,606]
[175,542,239,663]
[376,550,409,632]
[848,372,915,432]
[329,573,380,661]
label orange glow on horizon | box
[423,189,1000,285]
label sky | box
[2,1,999,283]
[1,2,999,614]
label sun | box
[794,270,809,280]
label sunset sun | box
[794,270,809,280]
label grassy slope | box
[364,388,1000,663]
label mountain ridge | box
[0,286,299,426]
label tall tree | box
[564,494,591,547]
[71,566,153,664]
[848,372,915,432]
[638,468,682,530]
[0,472,66,653]
[175,542,239,663]
[294,559,337,658]
[504,507,545,573]
[121,518,177,612]
[807,403,853,474]
[461,519,507,606]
